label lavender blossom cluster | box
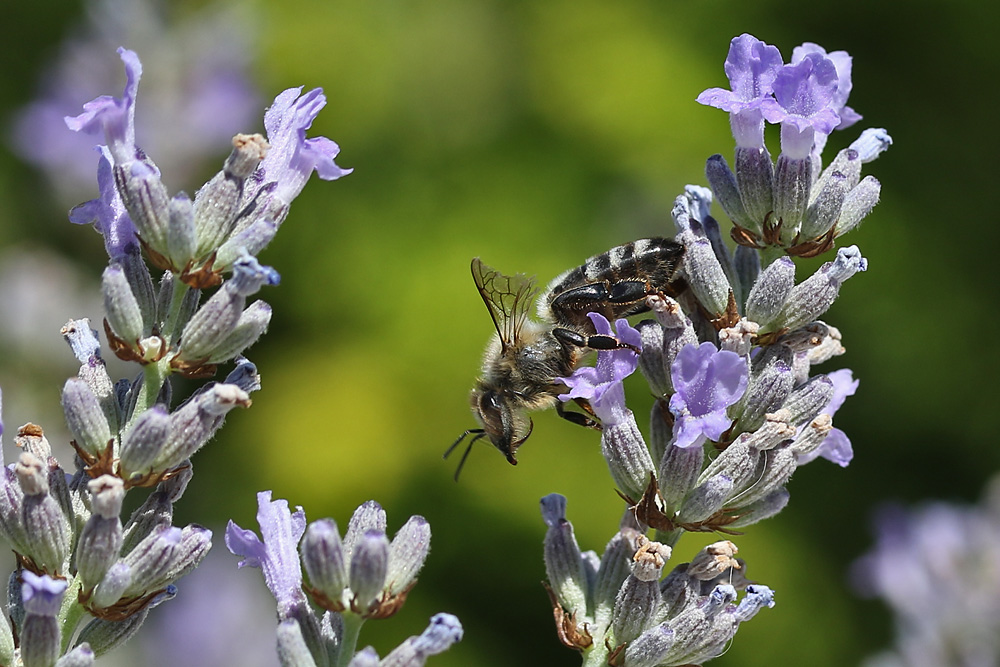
[0,48,460,666]
[541,34,890,666]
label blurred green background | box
[1,0,998,665]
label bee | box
[448,238,684,476]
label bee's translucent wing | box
[471,257,539,353]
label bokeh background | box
[1,0,997,665]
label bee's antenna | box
[445,429,486,482]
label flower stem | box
[581,640,610,667]
[336,612,365,667]
[758,245,786,270]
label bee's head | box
[470,386,532,465]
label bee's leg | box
[552,327,641,354]
[549,280,651,323]
[556,398,602,430]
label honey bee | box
[448,238,684,476]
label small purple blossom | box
[760,53,842,160]
[64,47,141,166]
[792,43,861,131]
[669,342,748,449]
[697,34,783,148]
[21,571,68,617]
[253,87,352,206]
[558,313,641,424]
[225,490,307,618]
[798,368,858,466]
[68,147,137,259]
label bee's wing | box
[471,257,539,353]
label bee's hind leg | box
[556,398,602,431]
[552,327,641,354]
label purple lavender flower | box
[67,148,137,260]
[759,53,842,160]
[696,34,783,148]
[669,342,749,449]
[797,368,858,467]
[255,87,353,205]
[225,490,307,618]
[558,312,641,424]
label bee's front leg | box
[556,398,602,430]
[551,327,641,354]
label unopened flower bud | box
[102,264,144,344]
[777,246,867,331]
[745,256,794,328]
[734,145,774,229]
[76,476,125,590]
[350,531,389,611]
[165,194,197,267]
[541,494,588,613]
[62,378,113,460]
[301,519,347,603]
[20,572,67,667]
[704,154,750,229]
[118,404,170,480]
[387,516,430,595]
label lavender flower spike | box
[669,342,749,449]
[225,490,308,618]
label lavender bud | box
[91,562,132,609]
[153,383,250,470]
[735,584,775,621]
[343,501,387,565]
[165,194,197,267]
[813,149,862,196]
[733,245,760,303]
[850,128,893,163]
[387,516,430,595]
[790,414,833,460]
[0,468,28,555]
[224,357,262,394]
[62,320,119,433]
[743,411,796,451]
[118,405,170,481]
[541,494,589,614]
[102,264,144,344]
[76,476,124,590]
[20,572,67,667]
[666,584,737,664]
[206,300,272,364]
[17,453,71,573]
[773,153,812,240]
[637,321,669,397]
[745,256,795,328]
[704,154,750,229]
[625,624,675,667]
[215,216,280,269]
[193,134,267,256]
[733,347,794,432]
[381,613,464,667]
[116,161,171,253]
[781,375,834,427]
[728,488,790,528]
[735,446,797,507]
[593,529,639,619]
[697,437,759,496]
[680,235,731,317]
[601,414,655,502]
[119,249,156,334]
[799,172,851,241]
[777,246,868,331]
[349,531,389,610]
[613,570,662,644]
[276,619,318,667]
[301,519,347,603]
[658,435,704,515]
[62,378,113,460]
[734,145,775,230]
[835,175,881,236]
[54,644,95,667]
[348,646,380,667]
[76,594,163,656]
[121,526,184,597]
[678,475,734,524]
[15,424,52,462]
[177,256,278,361]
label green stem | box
[335,612,365,667]
[162,280,191,348]
[758,244,787,270]
[58,576,85,653]
[581,640,610,667]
